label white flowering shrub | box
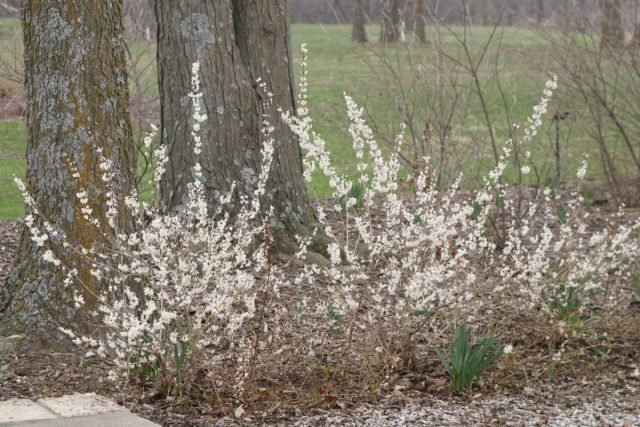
[282,46,640,373]
[15,46,640,403]
[17,63,291,398]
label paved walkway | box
[0,393,158,426]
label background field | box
[0,20,635,219]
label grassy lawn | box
[0,20,631,219]
[0,121,24,219]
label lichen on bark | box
[0,0,136,333]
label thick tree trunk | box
[414,0,426,43]
[379,0,400,43]
[1,1,135,332]
[601,0,624,49]
[155,0,325,255]
[352,0,368,43]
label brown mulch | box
[0,220,19,282]
[0,91,24,121]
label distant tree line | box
[1,1,632,43]
[112,0,639,48]
[291,0,639,38]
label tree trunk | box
[536,0,545,23]
[601,0,624,49]
[353,0,368,43]
[380,0,400,43]
[506,1,517,26]
[414,0,426,43]
[155,0,325,255]
[633,23,640,47]
[1,0,135,332]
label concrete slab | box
[0,399,55,423]
[0,394,159,426]
[1,411,159,426]
[38,393,122,417]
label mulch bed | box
[0,220,19,282]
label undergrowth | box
[15,47,640,409]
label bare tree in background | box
[353,0,368,43]
[380,0,401,42]
[543,0,640,205]
[601,0,624,48]
[414,0,426,43]
[123,0,156,40]
[537,0,545,23]
[633,1,640,47]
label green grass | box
[0,20,634,219]
[292,24,562,192]
[0,121,25,218]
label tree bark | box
[379,0,400,43]
[1,0,136,332]
[155,0,325,255]
[601,0,624,49]
[352,0,368,43]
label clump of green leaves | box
[173,340,190,397]
[327,301,345,335]
[547,283,582,326]
[436,325,502,392]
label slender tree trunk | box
[1,0,135,332]
[506,1,516,26]
[601,0,624,49]
[155,0,325,255]
[562,0,570,29]
[537,0,545,23]
[468,1,478,24]
[353,0,368,43]
[633,23,640,47]
[415,0,426,43]
[380,0,400,43]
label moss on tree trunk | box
[1,0,135,333]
